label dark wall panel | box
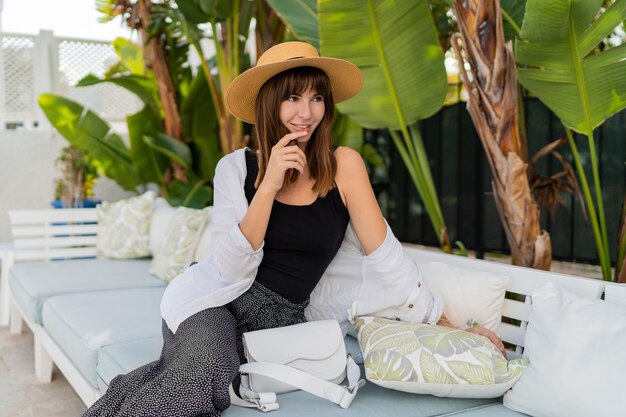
[367,99,626,266]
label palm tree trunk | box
[138,0,187,183]
[451,0,551,270]
[254,0,286,58]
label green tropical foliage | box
[516,0,626,135]
[254,0,380,165]
[39,94,141,192]
[266,0,319,48]
[40,33,217,207]
[500,0,526,40]
[319,0,450,250]
[515,0,626,279]
[270,0,451,250]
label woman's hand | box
[258,132,308,194]
[437,314,507,359]
[465,324,508,359]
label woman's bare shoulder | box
[334,146,370,192]
[334,146,365,171]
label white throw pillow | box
[604,283,626,307]
[150,207,209,282]
[96,191,155,259]
[192,206,214,262]
[419,261,509,333]
[503,282,626,417]
[355,316,527,398]
[149,198,177,256]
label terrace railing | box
[0,30,141,131]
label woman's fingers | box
[466,326,508,359]
[274,131,308,148]
[259,133,309,192]
[274,136,307,162]
[269,134,307,171]
[270,150,305,173]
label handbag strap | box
[229,384,280,412]
[233,355,365,412]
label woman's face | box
[279,88,325,146]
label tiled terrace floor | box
[0,325,86,417]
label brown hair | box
[253,66,336,197]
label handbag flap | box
[243,320,344,365]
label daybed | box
[2,206,624,417]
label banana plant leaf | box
[104,38,147,78]
[180,68,221,180]
[77,74,159,112]
[168,176,213,208]
[239,0,255,38]
[318,0,447,129]
[331,111,384,167]
[38,94,140,191]
[500,0,526,40]
[198,0,235,21]
[175,0,211,24]
[266,0,319,49]
[127,106,169,185]
[111,37,145,76]
[515,0,626,136]
[332,111,363,150]
[143,132,193,169]
[175,0,235,23]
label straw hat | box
[225,42,363,124]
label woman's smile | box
[280,88,325,144]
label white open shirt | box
[160,148,442,334]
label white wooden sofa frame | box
[2,207,620,408]
[6,208,100,405]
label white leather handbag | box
[229,320,365,412]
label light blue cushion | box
[97,337,163,391]
[440,403,528,416]
[9,258,164,324]
[223,384,498,416]
[224,334,497,416]
[94,329,496,416]
[41,287,165,388]
[96,335,363,391]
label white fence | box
[0,31,141,242]
[0,30,141,131]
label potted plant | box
[52,146,101,208]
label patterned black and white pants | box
[83,281,308,417]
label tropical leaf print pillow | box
[354,317,528,398]
[96,191,155,259]
[150,206,209,282]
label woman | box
[84,41,503,417]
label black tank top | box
[244,149,350,303]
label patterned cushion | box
[192,207,214,262]
[149,198,177,256]
[96,191,155,259]
[150,206,209,282]
[355,317,528,398]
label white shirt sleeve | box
[349,222,443,325]
[210,150,264,284]
[160,149,264,333]
[308,219,443,329]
